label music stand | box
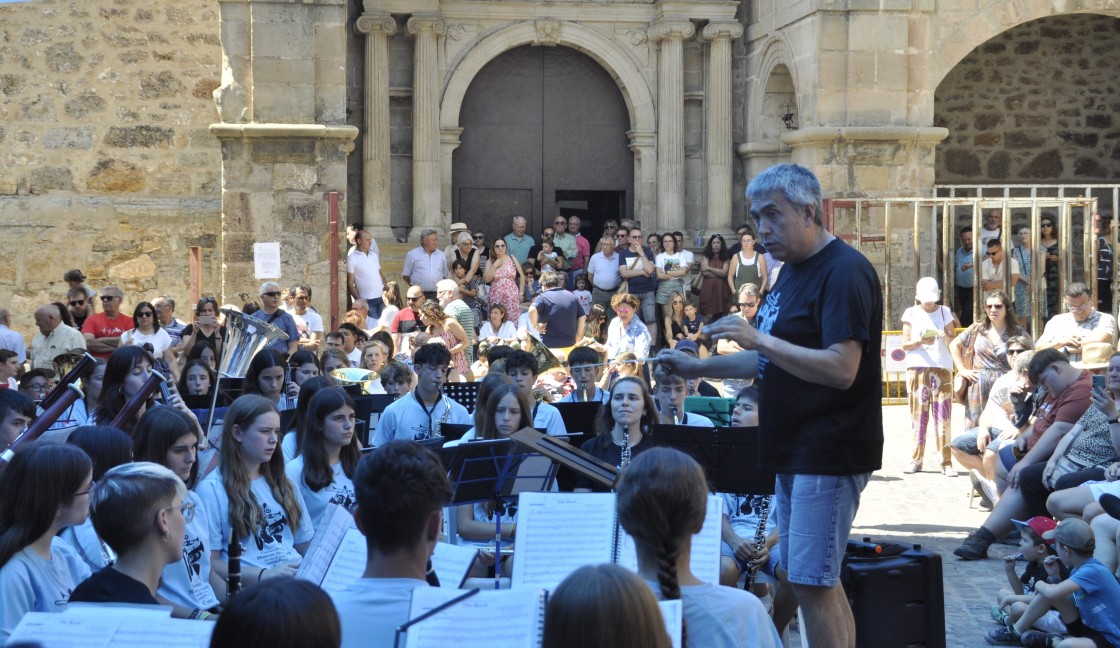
[443,438,557,589]
[440,423,473,441]
[349,394,374,446]
[511,427,618,491]
[552,402,602,436]
[648,425,774,495]
[683,396,734,427]
[443,382,480,412]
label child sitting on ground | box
[988,518,1120,647]
[990,517,1068,638]
[681,301,709,358]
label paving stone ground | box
[845,404,1016,647]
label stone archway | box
[741,38,799,180]
[439,20,657,226]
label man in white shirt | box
[348,230,387,321]
[0,309,26,366]
[587,235,622,318]
[289,284,324,352]
[1035,281,1118,363]
[979,208,1002,247]
[29,304,87,371]
[980,239,1020,296]
[373,343,471,444]
[332,440,452,648]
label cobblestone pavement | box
[849,404,1015,647]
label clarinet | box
[743,495,771,590]
[227,530,242,598]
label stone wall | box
[0,0,223,337]
[934,14,1120,183]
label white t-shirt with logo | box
[197,472,314,569]
[285,456,357,530]
[158,490,220,610]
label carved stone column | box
[649,20,694,232]
[702,21,743,235]
[628,130,658,230]
[355,13,396,238]
[407,14,446,234]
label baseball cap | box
[1011,517,1057,545]
[1043,518,1095,552]
[675,340,699,356]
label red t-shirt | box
[390,308,418,334]
[81,313,135,359]
[1029,370,1091,450]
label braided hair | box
[616,447,708,603]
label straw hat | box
[449,222,469,233]
[1070,342,1113,370]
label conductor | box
[657,163,883,648]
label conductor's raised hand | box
[703,314,761,349]
[655,348,703,379]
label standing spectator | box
[120,302,178,380]
[552,214,578,268]
[30,305,86,372]
[180,297,226,364]
[0,309,26,367]
[1098,214,1113,314]
[981,239,1021,299]
[618,226,658,347]
[530,271,585,349]
[528,225,565,269]
[1040,214,1060,320]
[402,229,447,301]
[345,222,379,257]
[660,163,883,648]
[448,231,480,286]
[646,232,661,256]
[727,229,768,296]
[587,235,623,319]
[699,234,732,321]
[482,238,525,321]
[955,226,976,327]
[503,215,535,265]
[951,291,1029,431]
[472,230,490,268]
[656,233,690,333]
[437,279,476,363]
[63,269,97,319]
[81,286,133,360]
[980,208,1002,247]
[419,303,470,381]
[568,215,592,288]
[451,260,483,327]
[249,282,299,357]
[442,222,471,263]
[67,288,91,330]
[1011,225,1033,325]
[376,281,403,331]
[347,230,387,319]
[900,278,958,475]
[151,296,187,352]
[289,284,324,353]
[1035,282,1117,364]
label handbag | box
[616,280,629,295]
[952,324,978,404]
[690,269,704,296]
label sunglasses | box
[985,304,1005,310]
[473,235,485,240]
[407,297,421,302]
[69,300,85,307]
[1041,223,1053,227]
[100,295,118,301]
[740,302,758,308]
[615,307,633,314]
[136,311,154,318]
[1007,348,1026,354]
[262,291,281,298]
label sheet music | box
[9,609,213,648]
[614,494,722,584]
[659,600,683,648]
[510,492,616,590]
[318,528,368,595]
[430,541,479,588]
[404,588,545,648]
[295,503,357,585]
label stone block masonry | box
[0,0,223,339]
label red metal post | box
[324,192,343,332]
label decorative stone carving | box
[354,13,396,36]
[406,15,447,37]
[647,19,695,43]
[534,19,561,46]
[701,21,743,42]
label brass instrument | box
[331,367,378,394]
[204,309,290,437]
[37,352,96,417]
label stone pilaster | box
[649,20,694,232]
[407,14,446,235]
[628,130,658,230]
[440,127,464,220]
[702,21,743,236]
[355,13,397,239]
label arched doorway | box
[451,45,634,242]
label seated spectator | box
[988,517,1068,640]
[480,303,519,347]
[330,441,450,648]
[1036,282,1118,363]
[211,577,340,648]
[544,563,672,648]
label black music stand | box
[648,425,774,495]
[511,427,618,491]
[443,382,480,412]
[443,438,557,589]
[552,402,602,435]
[440,423,473,441]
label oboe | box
[227,530,242,598]
[743,495,771,590]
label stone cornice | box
[209,123,360,141]
[355,12,397,36]
[701,20,743,41]
[407,14,447,36]
[648,19,695,42]
[780,126,949,147]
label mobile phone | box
[198,315,216,326]
[1093,374,1107,392]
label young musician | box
[61,426,132,570]
[280,376,331,463]
[244,349,299,411]
[92,344,157,431]
[197,395,314,586]
[70,463,189,606]
[44,359,106,433]
[0,444,94,642]
[544,564,673,648]
[558,346,609,403]
[378,361,413,398]
[285,388,359,529]
[132,406,222,613]
[371,343,470,445]
[652,366,713,427]
[212,577,340,648]
[576,377,658,492]
[0,389,34,453]
[504,350,567,436]
[331,441,452,648]
[616,447,782,648]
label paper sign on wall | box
[254,242,282,279]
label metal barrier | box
[882,328,969,407]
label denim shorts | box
[774,472,870,587]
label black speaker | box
[842,539,946,648]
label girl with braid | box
[616,447,781,648]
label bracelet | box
[1108,418,1119,424]
[258,567,267,583]
[197,611,212,621]
[188,608,202,620]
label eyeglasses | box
[407,297,421,302]
[160,503,196,524]
[986,251,1000,257]
[69,300,85,307]
[615,307,633,314]
[985,304,1005,310]
[100,296,119,302]
[1066,301,1091,312]
[1007,348,1026,355]
[74,480,96,497]
[630,235,642,239]
[262,291,281,298]
[740,302,758,308]
[1041,223,1053,228]
[136,311,154,318]
[473,235,485,240]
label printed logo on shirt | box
[54,587,74,607]
[756,290,780,378]
[183,533,205,579]
[254,501,289,551]
[327,483,356,510]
